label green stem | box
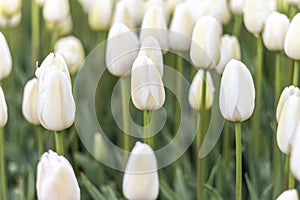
[31,0,40,64]
[51,27,58,50]
[36,127,43,155]
[121,78,130,152]
[223,121,230,167]
[175,55,183,132]
[289,5,298,19]
[233,15,242,37]
[275,54,281,104]
[293,61,298,86]
[143,111,152,147]
[289,167,295,189]
[235,122,242,200]
[284,155,295,189]
[0,128,7,200]
[55,131,64,155]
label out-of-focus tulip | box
[22,78,40,125]
[106,23,139,76]
[0,0,21,18]
[112,1,134,28]
[121,0,145,27]
[291,123,300,181]
[0,87,7,128]
[139,36,163,77]
[131,55,165,111]
[169,3,194,51]
[276,87,300,154]
[263,12,289,51]
[219,59,255,122]
[0,11,21,27]
[145,0,170,23]
[123,141,159,200]
[206,0,231,25]
[216,34,241,74]
[36,150,80,200]
[77,0,95,13]
[230,0,246,15]
[285,0,300,5]
[165,0,181,15]
[189,69,215,110]
[36,53,75,131]
[0,32,12,80]
[43,0,70,24]
[284,13,300,60]
[190,15,221,69]
[55,36,85,75]
[276,189,299,200]
[88,0,113,31]
[140,6,168,53]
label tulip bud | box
[263,12,289,51]
[189,69,215,110]
[55,36,85,75]
[284,13,300,60]
[0,32,12,80]
[190,15,221,69]
[285,0,300,5]
[123,141,159,200]
[276,189,299,200]
[230,0,246,15]
[22,78,40,125]
[0,87,7,128]
[131,55,165,111]
[206,0,231,25]
[36,150,80,200]
[112,1,134,28]
[139,36,163,77]
[106,23,139,76]
[165,0,181,15]
[290,122,300,181]
[0,11,21,28]
[145,0,171,23]
[186,0,209,23]
[88,0,113,31]
[216,34,241,74]
[121,0,145,27]
[219,59,255,122]
[169,3,194,51]
[77,0,95,13]
[0,0,21,18]
[140,6,168,53]
[43,0,70,24]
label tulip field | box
[2,0,300,199]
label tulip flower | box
[169,3,194,51]
[230,0,246,15]
[0,86,7,200]
[284,13,300,60]
[0,87,7,128]
[77,0,95,13]
[206,0,231,25]
[36,150,80,200]
[43,0,70,24]
[190,15,221,69]
[88,0,113,31]
[285,0,300,5]
[0,0,21,17]
[122,141,159,200]
[216,34,241,74]
[189,69,215,110]
[121,0,145,27]
[263,12,290,51]
[106,23,139,77]
[0,11,20,27]
[290,122,300,181]
[131,54,165,111]
[0,32,12,80]
[22,78,40,125]
[112,1,134,28]
[55,36,85,75]
[276,189,299,200]
[144,0,170,23]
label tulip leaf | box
[160,178,179,200]
[101,185,118,200]
[206,155,221,185]
[80,173,106,200]
[26,165,35,200]
[259,183,273,200]
[203,184,223,200]
[245,173,258,200]
[174,167,190,200]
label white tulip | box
[189,70,215,110]
[131,55,165,111]
[0,32,12,80]
[276,189,299,200]
[206,0,231,24]
[165,0,181,15]
[284,13,300,60]
[106,23,139,76]
[291,122,300,181]
[139,36,163,77]
[169,3,194,51]
[190,15,221,69]
[55,36,85,75]
[22,78,40,125]
[230,0,246,15]
[0,87,7,128]
[112,1,134,28]
[88,0,113,31]
[186,0,209,23]
[36,150,80,200]
[121,0,145,27]
[43,0,70,24]
[0,0,21,18]
[219,59,255,122]
[263,12,289,51]
[0,11,21,28]
[140,6,168,53]
[123,141,159,200]
[77,0,95,13]
[216,34,241,74]
[285,0,300,5]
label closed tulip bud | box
[121,0,145,27]
[206,0,231,25]
[0,87,7,128]
[55,36,85,75]
[284,13,300,60]
[219,59,255,122]
[43,0,70,24]
[139,36,163,77]
[140,6,168,53]
[112,1,134,28]
[0,0,21,18]
[36,150,80,200]
[276,189,299,200]
[263,12,289,51]
[0,32,12,80]
[123,141,159,200]
[106,23,139,76]
[216,34,241,74]
[22,78,40,125]
[169,3,194,51]
[285,0,300,5]
[291,123,300,181]
[189,70,215,110]
[190,15,221,69]
[230,0,246,15]
[131,55,165,111]
[77,0,95,13]
[0,11,21,28]
[88,0,113,31]
[165,0,181,15]
[186,1,209,23]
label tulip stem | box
[121,78,130,152]
[144,111,152,147]
[36,126,44,155]
[0,128,7,200]
[233,15,242,37]
[235,122,242,200]
[55,132,64,155]
[284,155,295,189]
[31,0,40,64]
[51,27,58,50]
[175,55,183,132]
[275,53,281,103]
[223,120,230,167]
[293,61,298,86]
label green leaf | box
[260,183,273,200]
[203,184,223,200]
[160,179,179,200]
[26,165,35,200]
[245,173,258,200]
[174,167,189,200]
[101,185,118,200]
[80,173,106,200]
[206,155,222,185]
